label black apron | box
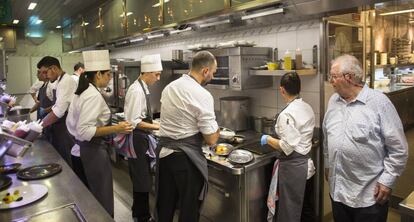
[78,85,114,216]
[37,81,53,119]
[129,78,153,192]
[273,98,309,222]
[154,133,207,220]
[50,73,75,167]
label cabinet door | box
[6,56,31,94]
[85,8,103,47]
[164,0,226,25]
[126,0,162,35]
[62,25,73,52]
[71,18,85,50]
[101,0,126,41]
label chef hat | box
[83,50,111,72]
[141,54,163,73]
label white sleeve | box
[28,81,43,94]
[76,94,105,141]
[277,113,301,156]
[52,77,76,118]
[124,86,146,128]
[195,94,218,135]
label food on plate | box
[2,190,23,204]
[215,145,228,155]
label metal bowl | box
[228,149,254,165]
[219,127,235,140]
[232,135,245,144]
[211,143,235,156]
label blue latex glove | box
[260,135,269,146]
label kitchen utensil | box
[232,135,245,144]
[17,163,62,180]
[228,149,254,165]
[0,163,21,174]
[220,96,250,131]
[211,143,235,156]
[0,175,12,191]
[172,49,184,62]
[219,127,236,140]
[262,118,275,135]
[267,62,277,70]
[13,203,87,222]
[0,184,48,209]
[254,117,264,133]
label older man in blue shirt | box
[323,54,408,222]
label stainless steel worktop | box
[0,139,113,221]
[375,84,414,94]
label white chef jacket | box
[66,84,111,156]
[275,98,316,179]
[52,74,77,118]
[159,74,219,157]
[28,80,54,101]
[72,73,80,85]
[124,79,149,128]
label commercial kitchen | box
[0,0,413,221]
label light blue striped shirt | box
[323,85,408,208]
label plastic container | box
[295,48,302,70]
[284,50,292,70]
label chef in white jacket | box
[261,72,316,222]
[124,54,161,222]
[66,50,133,216]
[38,56,77,166]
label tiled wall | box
[111,19,322,126]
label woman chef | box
[260,72,316,222]
[66,50,133,216]
[124,54,162,222]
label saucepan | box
[227,149,254,165]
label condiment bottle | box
[284,50,292,70]
[295,48,302,70]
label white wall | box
[111,20,322,126]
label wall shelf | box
[374,63,414,69]
[249,69,317,76]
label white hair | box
[331,54,364,83]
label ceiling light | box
[153,0,170,8]
[199,19,230,28]
[35,19,42,24]
[147,33,164,39]
[28,2,37,10]
[96,24,104,28]
[379,9,414,16]
[56,25,61,28]
[410,20,414,24]
[12,20,19,24]
[81,22,89,27]
[241,8,284,20]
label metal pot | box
[172,49,184,62]
[6,108,31,123]
[262,118,275,135]
[253,116,264,133]
[220,96,250,131]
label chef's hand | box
[116,121,134,134]
[374,182,391,205]
[260,135,269,146]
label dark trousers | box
[71,155,88,188]
[331,197,388,222]
[301,177,315,222]
[157,152,204,222]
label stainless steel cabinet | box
[71,18,85,50]
[85,8,104,47]
[101,0,126,41]
[163,0,226,24]
[126,0,162,35]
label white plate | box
[0,184,48,209]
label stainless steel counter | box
[0,139,113,221]
[400,191,414,222]
[375,84,414,94]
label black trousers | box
[331,197,388,222]
[128,130,152,220]
[301,177,315,222]
[157,152,204,222]
[71,155,89,188]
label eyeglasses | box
[328,73,344,81]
